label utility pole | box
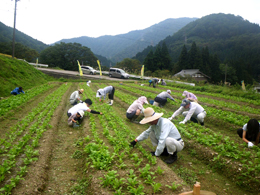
[224,63,227,84]
[12,0,20,58]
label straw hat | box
[139,107,163,124]
[79,89,84,94]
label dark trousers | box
[108,87,115,100]
[237,128,256,141]
[154,97,167,106]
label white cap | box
[167,90,171,94]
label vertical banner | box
[36,58,38,68]
[77,60,83,76]
[140,65,144,79]
[241,80,246,90]
[97,60,102,76]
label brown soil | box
[1,81,259,195]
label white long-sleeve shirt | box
[127,101,144,113]
[70,91,80,101]
[171,102,204,123]
[98,86,113,100]
[156,91,174,101]
[68,102,89,115]
[136,117,181,156]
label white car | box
[81,66,97,75]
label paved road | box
[37,67,195,86]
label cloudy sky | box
[0,0,259,45]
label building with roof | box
[173,69,210,82]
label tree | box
[115,58,141,74]
[160,42,171,70]
[143,50,155,72]
[178,45,189,69]
[39,42,98,70]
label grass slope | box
[0,55,52,97]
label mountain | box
[54,18,197,62]
[0,22,48,53]
[134,13,260,83]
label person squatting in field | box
[11,87,25,95]
[182,90,198,103]
[153,90,175,107]
[68,110,84,128]
[67,99,102,118]
[126,96,148,123]
[149,78,159,88]
[168,99,206,126]
[130,107,184,164]
[96,85,115,106]
[237,118,260,147]
[69,89,84,105]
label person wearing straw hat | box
[182,90,198,103]
[126,96,148,123]
[96,86,115,106]
[153,90,175,107]
[130,107,184,164]
[68,110,84,128]
[168,99,206,126]
[69,89,84,105]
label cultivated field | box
[0,81,259,195]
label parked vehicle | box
[109,68,129,79]
[81,66,97,75]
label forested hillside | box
[0,22,48,53]
[55,18,197,62]
[134,13,260,84]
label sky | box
[0,0,260,45]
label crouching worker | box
[153,90,174,107]
[168,99,206,126]
[67,99,103,118]
[68,110,84,128]
[69,89,84,105]
[96,86,115,106]
[126,96,148,123]
[130,107,184,164]
[237,119,260,148]
[11,87,25,95]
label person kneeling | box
[68,110,84,128]
[130,107,184,164]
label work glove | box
[130,140,137,148]
[248,142,254,148]
[151,151,156,156]
[179,121,186,124]
[168,117,173,121]
[99,99,101,102]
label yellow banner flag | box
[77,60,83,76]
[140,65,144,79]
[241,80,246,90]
[97,60,102,76]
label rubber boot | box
[190,117,198,123]
[73,123,80,128]
[161,147,169,156]
[200,122,204,126]
[109,100,113,106]
[165,151,177,164]
[130,115,139,124]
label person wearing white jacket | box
[130,107,184,164]
[168,99,206,126]
[96,86,115,105]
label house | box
[174,69,210,82]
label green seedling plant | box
[166,182,182,191]
[151,182,162,193]
[127,185,145,195]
